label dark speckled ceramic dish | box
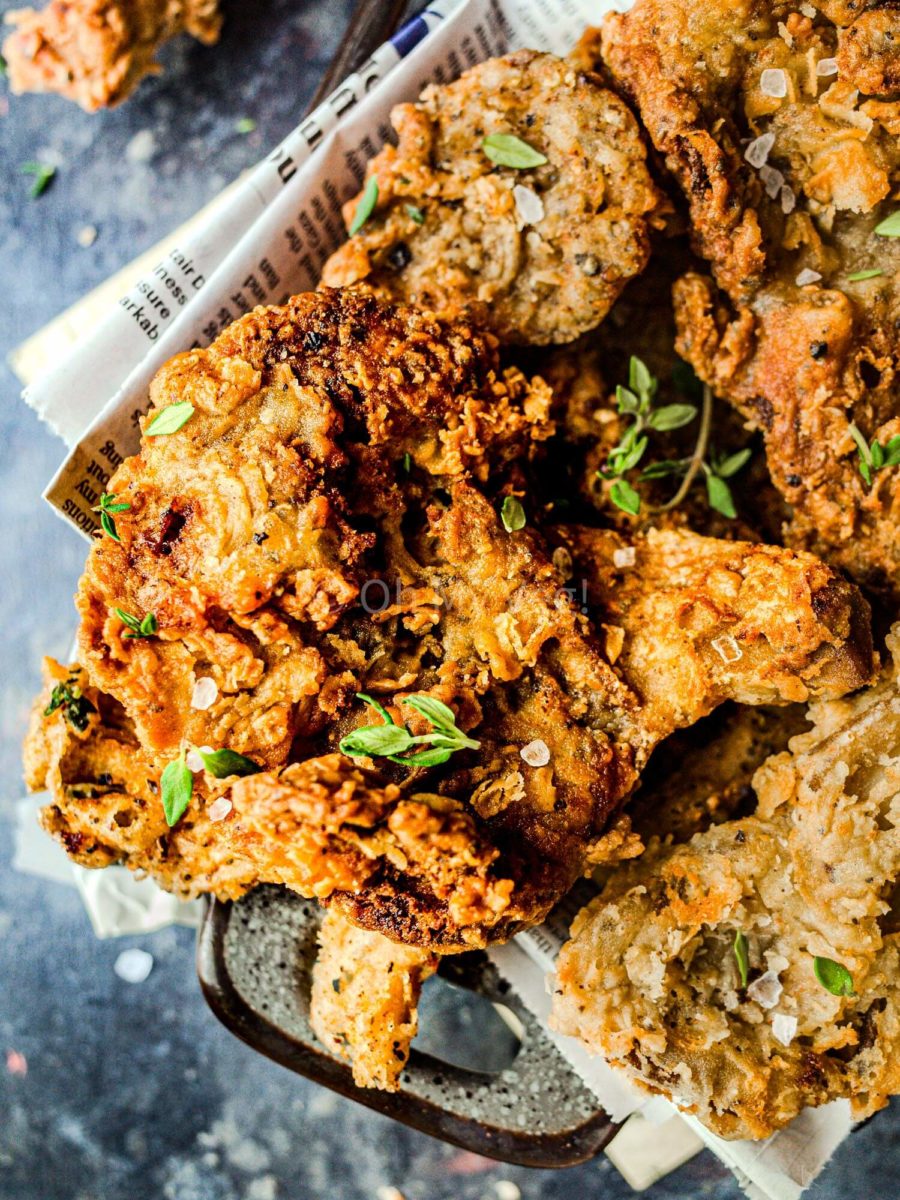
[197,888,616,1167]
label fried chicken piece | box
[24,312,875,949]
[553,627,900,1140]
[310,910,437,1091]
[3,0,221,111]
[556,524,873,737]
[320,50,665,345]
[600,0,900,599]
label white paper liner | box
[16,0,859,1191]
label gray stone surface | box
[0,2,894,1197]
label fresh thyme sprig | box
[601,358,752,518]
[92,492,131,541]
[114,607,158,639]
[848,422,900,488]
[599,356,698,515]
[340,692,480,769]
[21,161,55,197]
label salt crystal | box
[376,1189,405,1200]
[748,970,783,1009]
[186,745,215,773]
[760,68,787,99]
[816,57,838,77]
[76,224,97,248]
[711,634,742,664]
[781,184,796,214]
[114,948,154,984]
[760,164,784,199]
[208,797,233,823]
[520,739,551,767]
[745,131,776,168]
[496,1185,522,1200]
[6,1050,27,1077]
[800,1,816,14]
[796,268,822,286]
[513,183,545,226]
[772,1012,798,1046]
[191,676,218,710]
[613,546,636,568]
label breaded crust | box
[3,0,221,111]
[553,628,900,1140]
[601,0,900,598]
[310,910,437,1091]
[321,50,665,344]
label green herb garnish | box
[482,133,548,169]
[235,117,256,133]
[846,268,883,282]
[44,680,97,733]
[874,210,900,238]
[145,401,195,436]
[161,753,193,826]
[197,748,263,779]
[848,422,900,487]
[114,608,158,639]
[401,452,412,473]
[813,956,855,996]
[733,930,750,989]
[21,161,55,198]
[339,692,480,768]
[93,492,131,542]
[599,356,698,515]
[501,495,526,532]
[406,204,425,225]
[349,176,379,236]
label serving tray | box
[198,887,616,1168]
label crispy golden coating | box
[557,524,874,736]
[601,0,900,598]
[2,0,221,110]
[320,51,665,345]
[310,910,437,1091]
[553,628,900,1141]
[23,288,875,950]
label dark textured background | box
[0,2,896,1197]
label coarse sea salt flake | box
[745,131,776,168]
[760,68,787,98]
[613,546,636,568]
[513,184,545,226]
[712,634,742,664]
[772,1012,798,1046]
[186,745,215,773]
[796,268,822,286]
[191,676,218,710]
[760,164,784,198]
[208,797,233,823]
[781,184,796,214]
[816,57,838,77]
[496,1184,522,1200]
[800,1,816,15]
[748,970,783,1009]
[114,948,154,984]
[521,739,551,767]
